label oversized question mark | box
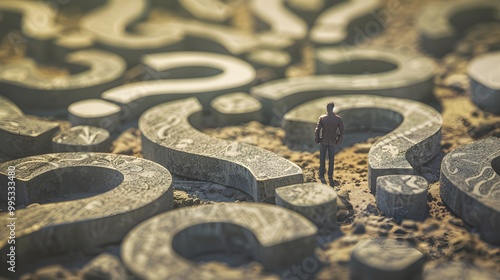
[417,0,500,57]
[440,137,500,244]
[122,203,317,279]
[252,46,436,124]
[282,95,442,193]
[80,0,184,67]
[0,152,173,278]
[139,97,303,202]
[0,49,126,111]
[102,51,256,121]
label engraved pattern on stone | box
[210,92,263,126]
[102,52,256,121]
[52,126,111,153]
[251,47,436,123]
[139,98,303,202]
[122,203,317,279]
[68,99,122,132]
[275,182,337,228]
[0,153,173,265]
[376,175,428,222]
[440,137,500,244]
[0,49,126,110]
[467,51,500,115]
[282,95,442,193]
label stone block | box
[350,238,425,280]
[467,51,500,115]
[376,175,428,222]
[68,99,121,132]
[275,182,337,228]
[209,92,262,126]
[0,115,60,158]
[52,126,111,153]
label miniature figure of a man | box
[315,101,344,184]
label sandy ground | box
[1,0,500,279]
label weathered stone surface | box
[139,97,303,202]
[210,92,262,126]
[246,49,291,78]
[250,0,308,40]
[467,51,500,115]
[350,238,425,280]
[0,116,60,158]
[143,18,298,62]
[0,153,173,274]
[80,253,128,280]
[282,95,442,193]
[285,0,333,25]
[179,0,240,24]
[423,261,500,280]
[310,0,384,46]
[68,99,121,132]
[0,96,23,120]
[376,175,428,222]
[417,0,500,57]
[275,183,337,228]
[0,49,126,110]
[53,29,95,65]
[103,52,256,121]
[440,137,500,244]
[122,203,317,279]
[0,1,61,62]
[52,126,111,153]
[80,0,183,66]
[252,47,436,124]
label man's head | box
[326,101,335,113]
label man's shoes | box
[319,177,326,184]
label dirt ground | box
[2,0,500,279]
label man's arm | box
[336,117,345,144]
[314,117,322,144]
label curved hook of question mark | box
[0,49,126,111]
[282,95,442,193]
[139,97,303,202]
[440,137,500,244]
[102,51,256,122]
[251,46,436,125]
[0,152,173,278]
[122,203,317,279]
[417,0,500,57]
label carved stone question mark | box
[139,97,303,202]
